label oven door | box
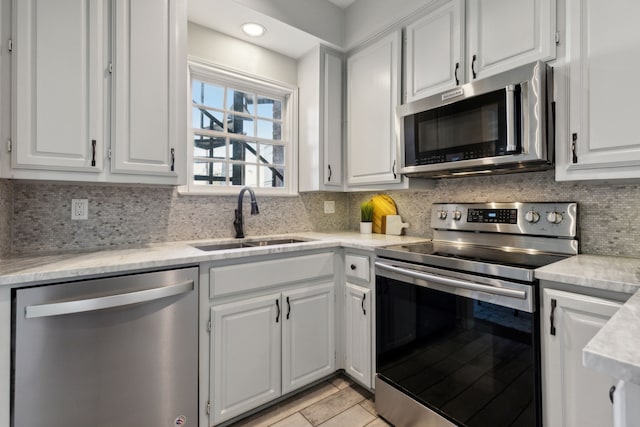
[375,259,541,427]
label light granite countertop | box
[536,254,640,385]
[0,232,429,288]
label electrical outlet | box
[71,199,88,220]
[324,201,335,214]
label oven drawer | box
[345,254,370,282]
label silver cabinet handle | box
[25,281,194,319]
[506,84,517,152]
[375,262,526,300]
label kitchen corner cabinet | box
[345,283,371,388]
[206,252,336,425]
[541,288,621,427]
[404,0,465,102]
[466,0,556,81]
[556,0,640,181]
[298,46,343,191]
[343,252,373,388]
[346,30,402,187]
[9,0,186,184]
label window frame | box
[185,58,298,195]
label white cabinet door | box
[282,283,335,394]
[322,50,343,187]
[12,0,105,172]
[556,0,640,181]
[298,46,343,191]
[111,0,186,180]
[405,0,464,102]
[542,288,621,427]
[345,283,371,388]
[347,30,401,186]
[467,0,555,80]
[211,294,282,425]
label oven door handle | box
[375,262,527,300]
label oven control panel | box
[467,208,518,224]
[431,202,578,237]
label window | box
[188,61,297,194]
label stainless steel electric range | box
[374,202,578,427]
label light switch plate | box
[324,201,335,214]
[71,199,88,220]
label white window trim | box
[182,56,298,196]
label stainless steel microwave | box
[396,61,554,178]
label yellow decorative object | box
[371,194,397,233]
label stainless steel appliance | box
[375,202,578,427]
[11,267,198,427]
[397,61,554,178]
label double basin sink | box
[193,238,309,252]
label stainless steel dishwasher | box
[11,267,198,427]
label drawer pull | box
[361,293,366,316]
[350,264,356,270]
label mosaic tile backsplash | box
[3,169,640,257]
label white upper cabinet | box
[9,0,186,184]
[298,46,343,191]
[556,0,640,181]
[467,0,556,81]
[111,0,186,180]
[347,30,401,186]
[12,0,105,172]
[404,0,465,102]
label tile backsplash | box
[3,170,640,257]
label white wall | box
[188,22,298,86]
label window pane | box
[258,144,285,165]
[259,166,285,188]
[192,106,224,132]
[230,139,257,162]
[194,161,227,186]
[229,163,258,187]
[194,135,225,159]
[257,120,282,140]
[228,115,255,137]
[257,95,282,120]
[192,80,224,109]
[228,89,255,115]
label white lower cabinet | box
[542,288,622,427]
[345,283,371,388]
[282,284,335,394]
[210,282,335,425]
[211,294,282,425]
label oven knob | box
[546,211,564,224]
[525,210,540,223]
[452,210,462,221]
[438,210,448,220]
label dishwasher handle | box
[25,280,195,319]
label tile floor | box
[230,375,391,427]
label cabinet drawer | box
[345,254,370,282]
[210,253,334,298]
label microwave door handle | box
[506,84,517,152]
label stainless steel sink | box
[193,238,309,252]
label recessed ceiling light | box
[241,22,266,37]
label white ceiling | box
[188,0,345,59]
[326,0,357,8]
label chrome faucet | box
[234,186,259,238]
